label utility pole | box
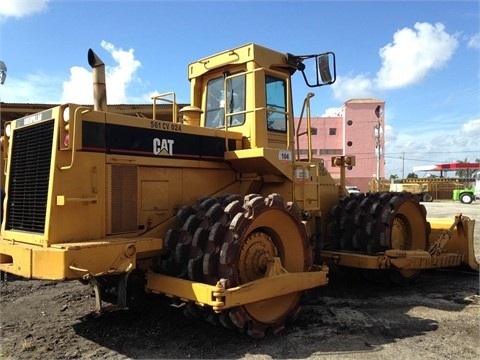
[402,151,405,179]
[374,105,383,189]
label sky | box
[0,0,479,178]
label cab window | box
[205,74,246,128]
[205,76,224,128]
[266,76,287,132]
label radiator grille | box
[6,121,54,233]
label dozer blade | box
[428,215,478,272]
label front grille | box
[6,120,54,233]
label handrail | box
[151,92,178,122]
[199,51,240,71]
[2,125,9,176]
[222,107,261,151]
[222,106,285,152]
[295,93,315,161]
[60,107,91,170]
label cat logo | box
[153,138,174,156]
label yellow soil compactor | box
[0,44,477,338]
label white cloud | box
[1,72,61,103]
[100,40,142,103]
[467,33,480,49]
[461,118,480,132]
[384,124,397,145]
[61,66,93,104]
[332,74,374,101]
[321,107,343,117]
[1,41,144,105]
[61,41,141,104]
[0,0,49,18]
[385,117,480,176]
[331,22,458,104]
[376,22,458,89]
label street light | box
[0,60,7,85]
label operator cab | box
[188,43,336,150]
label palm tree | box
[455,158,468,179]
[474,158,480,178]
[456,158,480,179]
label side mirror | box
[318,54,333,84]
[286,51,336,88]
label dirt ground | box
[1,200,479,360]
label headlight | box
[5,122,11,137]
[63,106,70,122]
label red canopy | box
[413,163,480,172]
[436,163,480,170]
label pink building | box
[296,99,385,192]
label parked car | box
[346,186,361,194]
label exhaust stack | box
[88,49,107,111]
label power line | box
[387,150,479,156]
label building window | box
[347,120,353,126]
[318,149,342,155]
[296,148,318,156]
[311,127,318,135]
[347,141,353,147]
[329,128,336,135]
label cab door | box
[265,74,291,150]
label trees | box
[455,158,480,179]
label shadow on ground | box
[71,269,479,359]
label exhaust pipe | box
[87,49,107,111]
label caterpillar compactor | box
[0,43,477,338]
